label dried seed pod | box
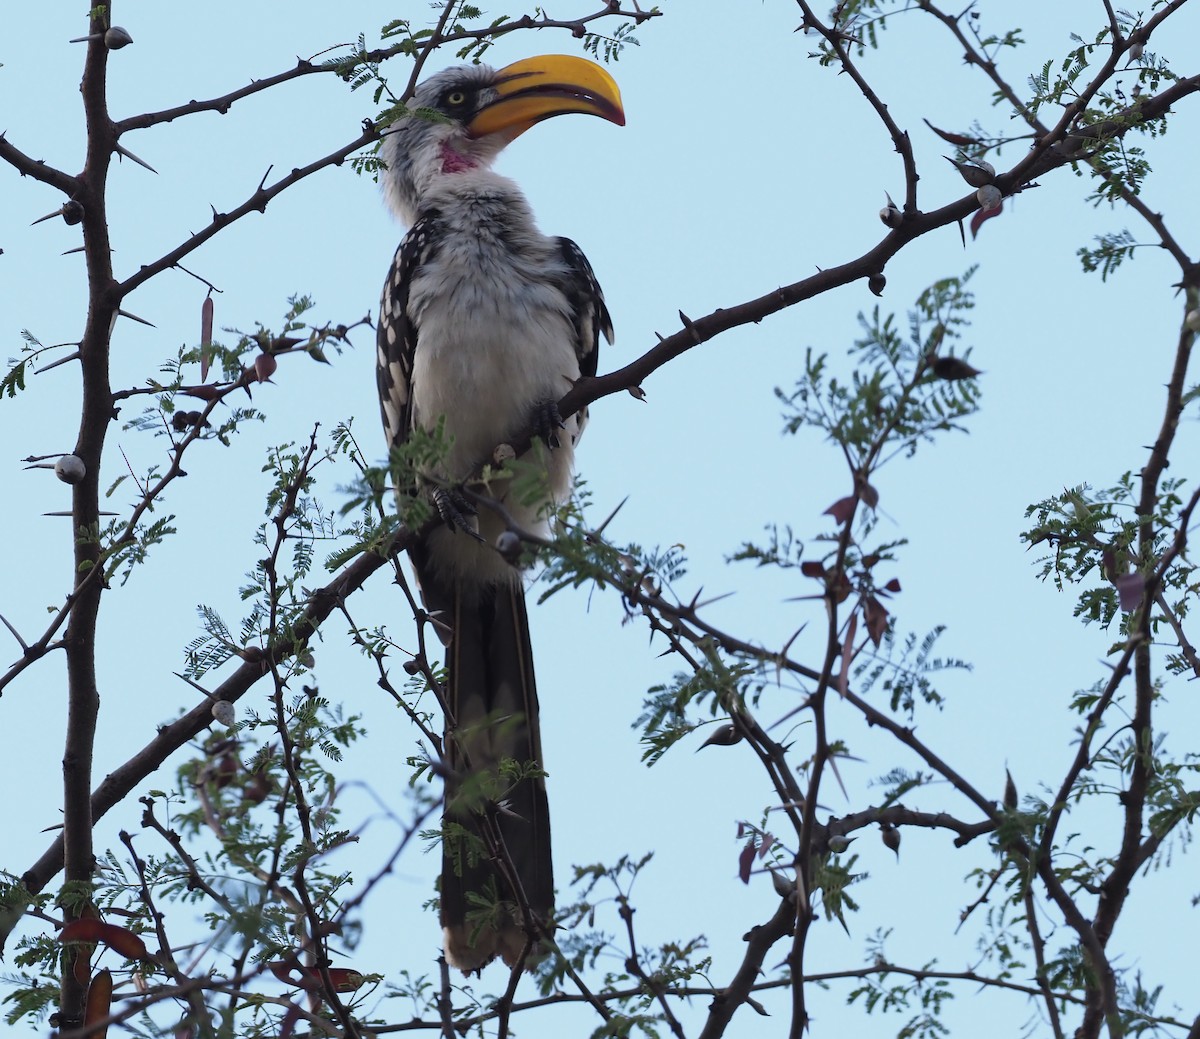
[62,200,85,226]
[55,455,86,484]
[868,272,886,296]
[946,154,996,187]
[770,869,797,901]
[104,27,134,49]
[252,352,278,383]
[880,823,901,858]
[698,723,742,750]
[976,184,1003,212]
[931,356,983,381]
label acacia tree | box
[2,2,1199,1038]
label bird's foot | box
[530,400,566,449]
[432,486,483,540]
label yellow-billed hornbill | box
[376,55,623,970]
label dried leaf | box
[800,560,826,578]
[864,595,889,646]
[970,199,1003,238]
[738,837,756,884]
[268,961,299,985]
[824,496,856,524]
[1114,573,1145,611]
[923,118,976,146]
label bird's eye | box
[445,90,467,106]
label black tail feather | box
[433,572,554,971]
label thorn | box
[780,624,807,660]
[117,308,157,328]
[31,207,66,226]
[34,350,81,374]
[61,246,85,255]
[114,143,158,174]
[68,32,103,43]
[678,310,702,344]
[590,496,628,538]
[692,590,736,611]
[173,671,218,699]
[0,612,30,653]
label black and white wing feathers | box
[556,236,613,382]
[376,214,440,450]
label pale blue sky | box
[2,2,1199,1036]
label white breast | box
[406,187,585,581]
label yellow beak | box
[467,54,625,141]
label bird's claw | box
[432,487,483,540]
[531,400,566,449]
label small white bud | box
[976,184,1003,212]
[1184,309,1200,332]
[55,455,86,484]
[211,700,236,727]
[495,530,522,563]
[1127,41,1144,61]
[879,192,902,228]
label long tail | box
[429,569,554,971]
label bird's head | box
[381,54,624,222]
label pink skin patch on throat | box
[440,142,478,174]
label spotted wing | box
[377,215,439,449]
[556,236,613,382]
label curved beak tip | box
[468,54,625,140]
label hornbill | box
[376,55,624,970]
